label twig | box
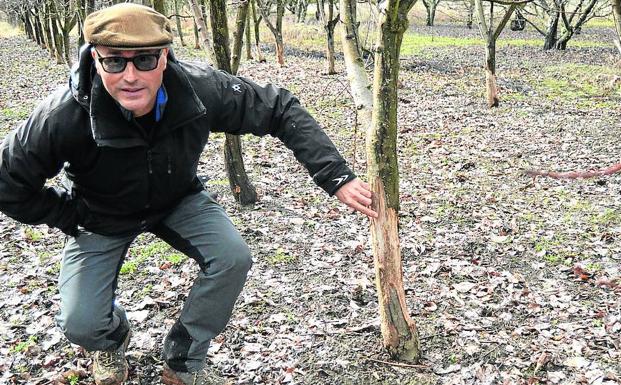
[523,162,621,179]
[367,358,431,369]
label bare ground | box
[0,24,620,385]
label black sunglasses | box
[94,48,163,74]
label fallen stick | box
[523,162,621,179]
[367,358,431,369]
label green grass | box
[120,240,186,275]
[1,107,31,121]
[0,21,20,38]
[10,336,37,354]
[534,64,620,107]
[266,248,296,265]
[400,33,607,56]
[584,16,615,28]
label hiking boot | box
[92,331,131,385]
[162,363,232,385]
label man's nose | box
[123,61,138,80]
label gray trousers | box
[56,191,252,372]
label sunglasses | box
[94,48,163,74]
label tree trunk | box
[174,0,187,46]
[193,21,201,49]
[251,0,266,62]
[32,9,44,47]
[369,0,420,363]
[23,11,35,41]
[340,0,370,112]
[466,0,474,29]
[485,40,499,107]
[422,0,438,26]
[543,9,559,50]
[41,3,54,54]
[231,0,249,74]
[210,0,258,205]
[614,0,621,54]
[554,0,598,50]
[153,0,166,14]
[245,9,253,59]
[188,0,217,62]
[256,0,286,66]
[318,0,337,74]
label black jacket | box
[0,47,355,236]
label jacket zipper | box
[147,150,153,174]
[167,154,172,174]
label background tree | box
[475,0,527,107]
[341,0,420,362]
[614,0,621,53]
[256,0,286,65]
[188,0,216,62]
[172,0,187,47]
[317,0,339,74]
[535,0,605,50]
[250,0,266,62]
[206,0,258,205]
[152,0,166,14]
[422,0,441,26]
[231,0,249,73]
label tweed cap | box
[84,3,172,50]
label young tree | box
[188,0,216,62]
[173,0,187,46]
[422,0,441,26]
[614,0,621,54]
[317,0,339,74]
[341,0,420,362]
[231,0,249,73]
[256,0,286,65]
[153,0,166,14]
[475,0,528,107]
[250,0,266,61]
[536,0,606,50]
[195,0,258,205]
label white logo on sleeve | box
[332,175,349,186]
[232,84,242,93]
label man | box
[0,3,377,385]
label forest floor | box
[0,21,620,385]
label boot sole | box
[161,368,186,385]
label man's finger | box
[349,200,378,218]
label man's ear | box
[162,48,169,70]
[90,48,101,74]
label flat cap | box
[84,3,173,50]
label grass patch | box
[0,21,20,38]
[536,64,620,106]
[121,240,185,275]
[266,248,296,265]
[10,336,37,354]
[584,16,614,28]
[401,34,482,55]
[2,106,31,121]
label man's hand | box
[334,178,378,218]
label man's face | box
[91,46,168,117]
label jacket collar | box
[71,46,206,148]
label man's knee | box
[210,240,252,276]
[58,310,105,349]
